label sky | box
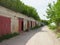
[20,0,57,20]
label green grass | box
[48,25,57,30]
[0,33,19,42]
[48,25,60,38]
[57,33,60,38]
[25,25,41,32]
[31,25,41,30]
[24,29,29,32]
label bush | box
[48,25,57,30]
[0,33,19,42]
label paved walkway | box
[0,26,60,45]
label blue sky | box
[20,0,57,20]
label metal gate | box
[27,21,30,29]
[0,16,11,36]
[19,18,23,32]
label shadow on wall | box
[0,27,44,45]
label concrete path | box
[0,26,60,45]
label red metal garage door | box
[0,16,11,36]
[19,18,23,32]
[31,21,32,28]
[27,21,30,29]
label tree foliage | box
[46,0,60,32]
[46,0,60,25]
[41,20,49,25]
[0,0,40,20]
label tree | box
[46,0,60,32]
[0,0,40,20]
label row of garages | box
[0,6,40,36]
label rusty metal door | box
[19,18,23,32]
[0,16,11,36]
[27,21,30,29]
